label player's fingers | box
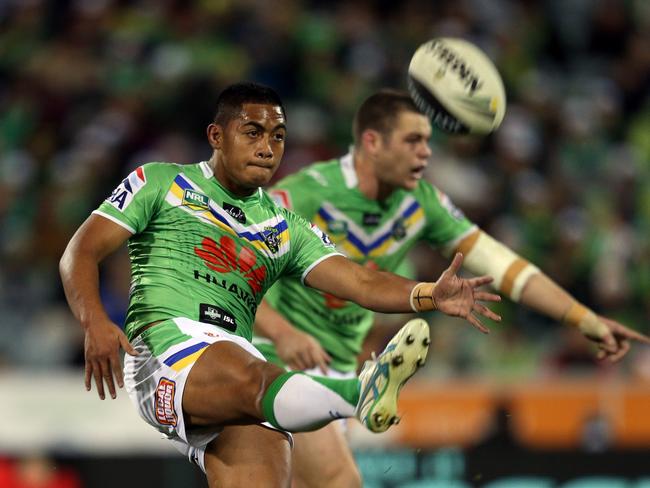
[609,340,631,363]
[473,303,501,322]
[92,361,106,400]
[84,362,92,391]
[474,291,501,303]
[119,334,139,356]
[600,334,618,354]
[596,349,607,361]
[322,349,332,363]
[618,327,650,345]
[467,314,490,334]
[110,353,124,389]
[100,360,117,399]
[445,253,464,276]
[468,275,494,288]
[315,354,329,375]
[287,358,301,371]
[295,352,310,370]
[287,353,304,371]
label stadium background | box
[1,0,650,486]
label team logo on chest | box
[391,218,407,240]
[262,226,280,253]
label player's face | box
[209,103,286,195]
[376,111,432,191]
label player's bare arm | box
[305,252,502,332]
[449,229,650,361]
[59,214,138,400]
[254,300,331,373]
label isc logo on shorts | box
[155,378,178,426]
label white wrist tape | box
[409,282,437,312]
[443,230,540,302]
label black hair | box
[352,89,421,146]
[213,82,286,126]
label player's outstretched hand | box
[84,319,138,400]
[588,316,650,363]
[276,327,332,374]
[432,253,502,333]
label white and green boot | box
[355,318,430,433]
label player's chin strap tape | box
[409,282,437,312]
[562,302,609,340]
[443,229,540,302]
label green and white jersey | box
[254,153,476,372]
[94,161,339,344]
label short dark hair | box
[352,89,421,146]
[214,82,285,127]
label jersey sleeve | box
[419,182,477,247]
[282,209,343,283]
[93,163,165,234]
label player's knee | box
[240,359,285,417]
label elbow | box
[59,243,73,282]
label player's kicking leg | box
[355,318,430,431]
[127,317,428,485]
[288,318,430,488]
[182,317,430,434]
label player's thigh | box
[204,424,291,488]
[183,339,285,427]
[292,423,361,488]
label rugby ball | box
[408,38,506,135]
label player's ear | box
[207,123,224,149]
[361,129,382,156]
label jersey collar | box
[199,160,213,178]
[199,160,264,201]
[340,151,358,189]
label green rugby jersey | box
[94,161,339,344]
[254,153,476,372]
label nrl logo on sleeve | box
[182,189,210,210]
[107,166,146,211]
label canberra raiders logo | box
[262,226,280,253]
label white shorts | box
[123,317,291,472]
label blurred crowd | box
[2,0,650,379]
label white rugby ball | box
[408,38,506,135]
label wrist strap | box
[409,282,437,312]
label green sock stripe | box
[308,375,360,407]
[261,371,300,428]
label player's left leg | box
[203,424,291,488]
[291,423,361,488]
